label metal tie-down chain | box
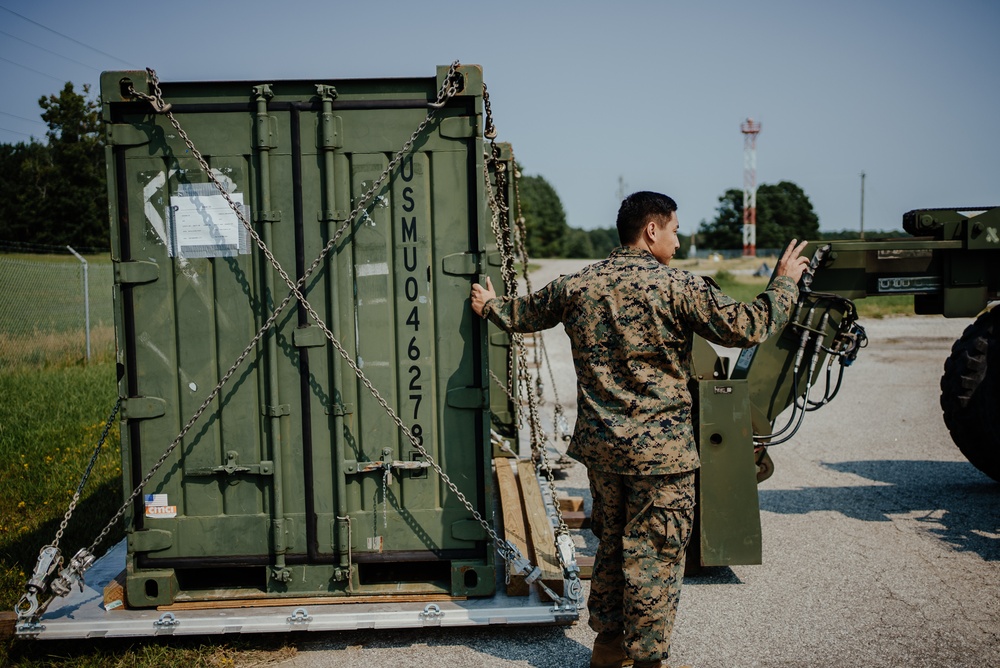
[481,91,580,601]
[15,398,121,619]
[18,62,574,623]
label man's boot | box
[590,630,630,668]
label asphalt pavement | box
[280,259,1000,668]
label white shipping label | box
[169,187,248,258]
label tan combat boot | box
[590,630,631,668]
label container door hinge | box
[271,519,288,552]
[326,402,354,416]
[121,396,166,420]
[293,325,327,348]
[442,252,479,276]
[263,404,290,417]
[128,529,173,553]
[318,210,349,223]
[107,123,152,147]
[446,386,488,409]
[319,112,343,149]
[114,260,159,285]
[256,210,281,223]
[439,116,478,139]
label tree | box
[562,228,594,258]
[518,173,569,258]
[585,227,620,258]
[696,189,744,250]
[38,83,107,248]
[0,141,52,244]
[697,181,820,250]
[0,82,107,249]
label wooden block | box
[561,510,591,530]
[0,610,16,639]
[103,569,127,611]
[494,458,530,596]
[516,459,563,594]
[557,496,584,513]
[576,555,594,580]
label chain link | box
[50,397,121,550]
[480,108,572,544]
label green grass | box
[0,360,301,665]
[6,635,297,667]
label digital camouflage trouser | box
[587,468,696,663]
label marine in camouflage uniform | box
[472,192,806,667]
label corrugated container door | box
[102,66,494,606]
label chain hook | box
[125,70,172,114]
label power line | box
[0,109,45,125]
[0,28,103,71]
[0,54,65,83]
[0,4,134,68]
[0,124,37,138]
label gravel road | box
[280,259,1000,668]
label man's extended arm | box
[680,239,810,347]
[470,275,564,333]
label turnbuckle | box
[50,548,96,596]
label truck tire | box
[940,307,1000,482]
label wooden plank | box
[561,510,591,530]
[516,459,563,594]
[103,569,126,611]
[576,555,594,580]
[494,458,530,596]
[558,496,584,512]
[0,610,16,639]
[159,593,463,611]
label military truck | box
[689,209,999,567]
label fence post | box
[66,246,91,361]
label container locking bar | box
[342,460,431,475]
[186,451,274,477]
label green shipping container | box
[102,65,506,607]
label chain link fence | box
[0,250,115,368]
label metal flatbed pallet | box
[17,540,576,639]
[17,457,581,640]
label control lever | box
[800,244,830,293]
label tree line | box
[518,176,906,260]
[0,83,903,258]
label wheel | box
[940,307,1000,482]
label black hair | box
[616,191,678,245]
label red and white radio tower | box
[741,118,761,257]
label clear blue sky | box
[1,0,997,238]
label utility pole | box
[860,171,866,240]
[741,118,761,257]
